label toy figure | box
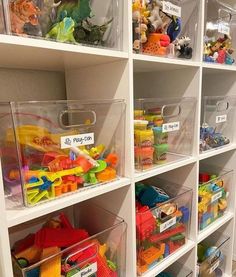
[46,16,76,42]
[174,36,193,59]
[9,0,41,35]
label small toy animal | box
[175,36,193,59]
[46,16,76,43]
[9,0,40,35]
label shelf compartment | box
[203,0,236,66]
[132,0,199,61]
[134,97,196,172]
[0,0,5,34]
[10,202,127,277]
[200,96,236,153]
[157,261,193,277]
[3,0,123,51]
[198,165,233,232]
[198,232,230,277]
[0,35,128,71]
[135,178,192,276]
[0,99,126,208]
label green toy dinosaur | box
[46,17,76,43]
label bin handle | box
[59,109,96,129]
[64,241,98,268]
[216,100,229,112]
[218,8,232,23]
[161,104,181,119]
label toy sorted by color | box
[12,213,118,277]
[3,124,119,206]
[198,172,228,231]
[135,183,190,275]
[134,107,169,170]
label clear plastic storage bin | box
[198,165,232,231]
[135,179,192,275]
[157,262,193,277]
[203,0,236,65]
[200,96,236,152]
[10,203,127,277]
[197,232,230,277]
[0,0,5,33]
[3,0,122,49]
[134,97,196,171]
[132,0,199,59]
[0,100,125,207]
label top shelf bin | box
[3,0,123,50]
[0,99,125,208]
[132,0,199,60]
[0,0,5,33]
[203,0,236,66]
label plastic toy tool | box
[135,182,190,275]
[5,124,119,206]
[12,212,118,277]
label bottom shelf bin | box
[10,203,127,277]
[157,262,193,277]
[135,179,192,275]
[197,232,230,277]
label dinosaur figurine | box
[46,16,76,43]
[9,0,40,35]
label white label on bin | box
[162,1,181,17]
[162,121,180,133]
[216,114,227,123]
[211,191,223,203]
[209,259,220,274]
[160,216,176,233]
[218,23,230,36]
[72,263,97,277]
[60,133,94,149]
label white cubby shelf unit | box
[0,0,236,276]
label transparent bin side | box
[0,0,5,33]
[134,97,196,171]
[4,0,123,50]
[204,0,236,65]
[158,261,193,276]
[0,100,126,207]
[200,96,236,152]
[10,203,127,277]
[198,164,233,231]
[198,232,230,277]
[132,0,199,60]
[136,179,192,275]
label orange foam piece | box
[40,247,61,277]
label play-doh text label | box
[61,133,94,149]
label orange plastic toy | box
[40,247,61,277]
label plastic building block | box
[35,228,89,248]
[40,247,61,277]
[138,185,169,208]
[96,167,116,182]
[179,206,190,223]
[150,224,185,243]
[136,206,156,240]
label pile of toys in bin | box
[200,123,230,152]
[135,182,190,275]
[1,0,117,47]
[3,123,119,207]
[198,171,228,231]
[11,213,118,277]
[197,240,226,277]
[132,0,193,59]
[134,108,169,170]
